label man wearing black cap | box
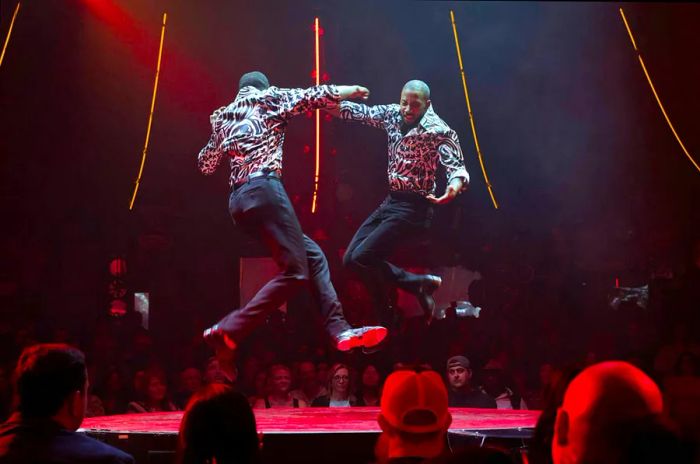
[445,356,496,408]
[197,71,387,355]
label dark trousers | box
[216,176,350,342]
[343,191,434,323]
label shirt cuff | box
[448,169,470,190]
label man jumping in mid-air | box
[197,71,387,354]
[334,79,470,325]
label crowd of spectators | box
[1,343,697,463]
[1,221,699,462]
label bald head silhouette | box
[552,361,663,464]
[402,80,430,100]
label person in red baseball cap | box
[375,369,453,464]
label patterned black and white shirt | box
[339,101,469,196]
[198,85,341,186]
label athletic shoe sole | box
[336,327,388,352]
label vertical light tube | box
[311,17,321,213]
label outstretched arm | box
[337,85,370,101]
[321,86,371,118]
[276,84,369,119]
[333,100,394,130]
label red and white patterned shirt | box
[339,101,469,196]
[198,85,341,186]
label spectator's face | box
[242,356,261,382]
[332,368,350,396]
[447,367,470,389]
[482,371,505,397]
[271,368,291,394]
[362,365,380,388]
[147,376,167,402]
[181,368,203,392]
[298,362,317,387]
[205,359,226,384]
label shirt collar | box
[238,85,261,97]
[211,86,265,124]
[417,104,445,133]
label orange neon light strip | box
[130,12,167,210]
[0,2,21,69]
[619,8,699,174]
[311,17,321,213]
[450,10,499,209]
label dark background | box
[1,0,698,347]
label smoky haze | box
[0,0,697,331]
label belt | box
[233,170,280,190]
[388,190,427,202]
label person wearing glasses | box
[311,363,358,407]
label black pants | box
[343,191,434,323]
[216,175,350,342]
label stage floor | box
[81,408,539,463]
[81,407,539,434]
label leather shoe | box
[416,275,442,324]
